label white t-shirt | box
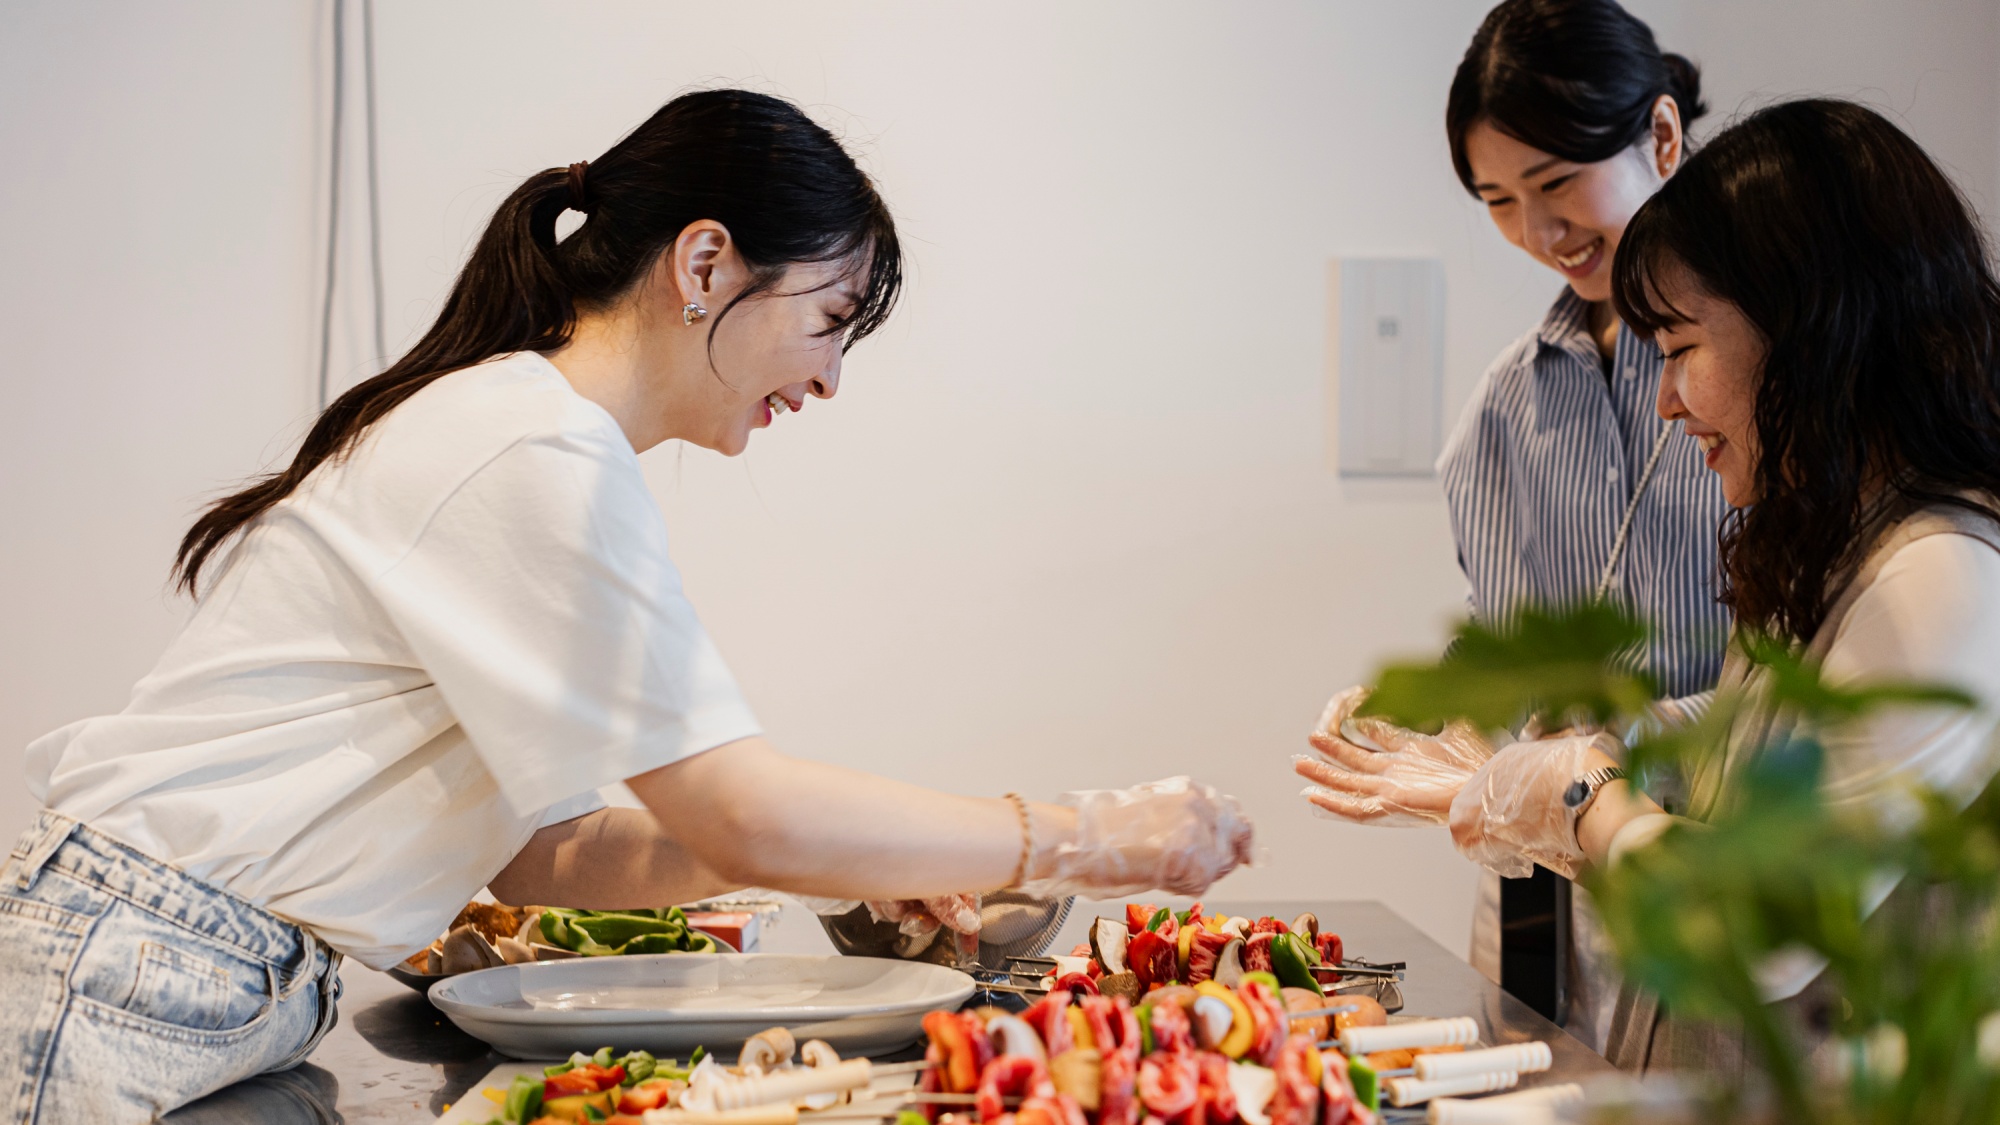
[27,352,761,969]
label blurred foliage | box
[1365,604,1994,1124]
[1360,603,1657,732]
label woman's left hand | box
[1447,734,1621,880]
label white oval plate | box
[429,953,975,1060]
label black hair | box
[1614,98,2000,638]
[1447,0,1706,193]
[175,89,902,594]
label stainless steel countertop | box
[159,899,1611,1123]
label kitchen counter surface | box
[158,899,1611,1123]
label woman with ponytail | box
[1296,0,1724,1050]
[4,89,1252,1122]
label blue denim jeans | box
[0,812,343,1124]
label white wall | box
[3,1,1996,960]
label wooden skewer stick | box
[1287,1004,1361,1020]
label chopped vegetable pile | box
[483,1045,698,1124]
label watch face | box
[1563,778,1590,809]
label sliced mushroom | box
[1090,918,1131,975]
[530,942,580,962]
[1219,916,1251,940]
[1290,913,1319,942]
[494,935,536,965]
[739,1026,797,1073]
[439,926,505,975]
[1191,996,1234,1050]
[425,945,443,975]
[1228,1061,1277,1125]
[799,1040,846,1109]
[681,1056,723,1111]
[986,1015,1047,1061]
[1096,972,1142,1003]
[1214,937,1246,987]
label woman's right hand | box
[1016,777,1255,899]
[1293,685,1494,826]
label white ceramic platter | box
[429,953,975,1060]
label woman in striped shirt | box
[1297,0,1730,1051]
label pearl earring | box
[682,302,708,326]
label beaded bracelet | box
[1003,792,1033,888]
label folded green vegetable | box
[538,907,719,956]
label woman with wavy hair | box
[1302,97,2000,1071]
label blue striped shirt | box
[1437,288,1732,699]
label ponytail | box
[1661,52,1708,128]
[174,90,901,594]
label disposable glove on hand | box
[1294,685,1495,826]
[867,894,983,938]
[1447,734,1617,880]
[1015,777,1254,899]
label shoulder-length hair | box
[1614,98,2000,639]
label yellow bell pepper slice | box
[1068,1006,1098,1051]
[1195,980,1255,1059]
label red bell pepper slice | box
[924,1010,983,1093]
[1126,931,1176,990]
[1054,972,1099,996]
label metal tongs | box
[969,954,1408,1010]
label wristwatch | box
[1563,766,1628,841]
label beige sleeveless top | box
[1605,500,2000,1073]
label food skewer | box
[1286,1004,1361,1020]
[640,1092,1016,1125]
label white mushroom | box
[798,1040,846,1109]
[986,1015,1047,1061]
[496,935,537,965]
[681,1056,723,1111]
[1191,996,1234,1051]
[739,1027,798,1074]
[1228,1061,1278,1125]
[439,926,504,975]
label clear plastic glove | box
[867,895,983,938]
[1015,777,1254,899]
[1293,685,1495,826]
[1447,734,1616,880]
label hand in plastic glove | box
[1448,734,1620,880]
[868,895,982,938]
[1015,777,1254,899]
[1293,685,1495,826]
[869,895,982,962]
